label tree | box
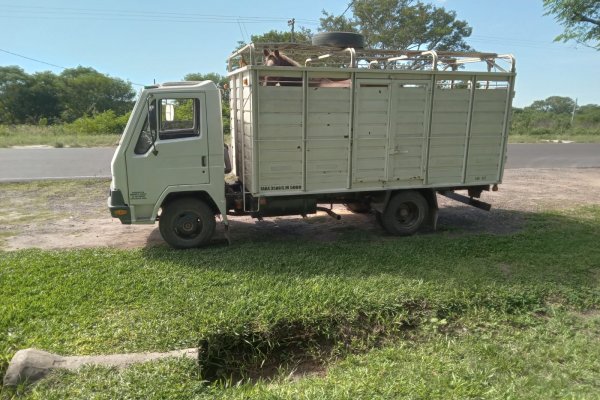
[183,72,231,135]
[0,66,135,124]
[320,0,473,51]
[184,72,228,88]
[26,72,63,123]
[544,0,600,49]
[526,96,576,114]
[59,67,135,122]
[0,67,63,124]
[0,66,31,123]
[242,28,313,46]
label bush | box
[67,110,130,135]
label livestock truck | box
[108,36,516,249]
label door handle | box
[201,156,207,167]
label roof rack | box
[227,42,515,74]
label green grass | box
[0,125,119,148]
[1,206,599,398]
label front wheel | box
[380,191,428,236]
[159,197,216,249]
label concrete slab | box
[3,347,198,387]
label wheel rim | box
[173,211,203,239]
[394,202,419,228]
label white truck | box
[109,37,516,249]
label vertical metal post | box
[423,73,436,185]
[461,75,476,184]
[384,80,393,184]
[288,18,295,42]
[347,72,356,189]
[302,70,308,191]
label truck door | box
[386,81,430,183]
[352,79,391,185]
[125,93,209,221]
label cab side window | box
[134,100,156,155]
[159,98,200,140]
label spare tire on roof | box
[312,32,365,48]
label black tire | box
[159,197,216,249]
[312,32,365,48]
[345,202,371,214]
[380,191,428,236]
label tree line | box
[512,96,600,136]
[0,66,135,125]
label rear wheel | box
[380,191,428,236]
[159,197,216,249]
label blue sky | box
[1,0,598,107]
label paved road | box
[505,143,600,169]
[0,147,114,182]
[0,144,599,182]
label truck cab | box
[108,81,228,246]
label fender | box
[152,184,229,225]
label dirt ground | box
[3,168,600,251]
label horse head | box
[262,49,302,86]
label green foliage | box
[527,96,576,114]
[0,66,135,125]
[0,125,120,148]
[544,0,600,49]
[320,0,473,51]
[183,73,230,135]
[59,67,135,122]
[184,72,228,88]
[511,96,600,137]
[245,28,313,45]
[67,110,130,135]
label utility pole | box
[288,18,295,42]
[571,98,578,125]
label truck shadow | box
[150,204,526,248]
[142,205,598,287]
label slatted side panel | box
[465,86,509,183]
[306,86,351,191]
[256,86,303,192]
[428,88,470,185]
[353,83,389,184]
[388,83,429,183]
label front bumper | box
[108,189,131,224]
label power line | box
[341,1,355,17]
[0,5,320,24]
[0,48,145,87]
[0,48,67,70]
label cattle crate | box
[227,43,516,197]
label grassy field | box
[0,125,119,148]
[1,205,599,399]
